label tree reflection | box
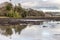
[0,25,27,36]
[14,25,27,34]
[5,27,13,36]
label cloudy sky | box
[0,0,60,10]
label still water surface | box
[0,21,60,40]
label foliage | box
[5,10,21,18]
[27,8,45,16]
[21,10,27,18]
[12,11,21,18]
[5,3,12,11]
[0,2,45,18]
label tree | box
[37,11,45,16]
[27,8,45,17]
[6,10,21,18]
[12,11,21,18]
[21,10,27,18]
[5,3,12,11]
[14,3,23,12]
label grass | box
[0,16,9,18]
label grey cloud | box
[19,0,60,10]
[3,0,60,10]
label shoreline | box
[0,17,59,25]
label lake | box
[0,20,60,40]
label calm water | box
[0,21,60,40]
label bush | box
[5,10,21,18]
[21,11,27,18]
[5,3,12,11]
[12,11,21,18]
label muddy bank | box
[0,17,59,25]
[0,18,43,25]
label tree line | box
[0,2,45,18]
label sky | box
[0,0,60,11]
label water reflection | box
[0,21,60,40]
[0,25,27,36]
